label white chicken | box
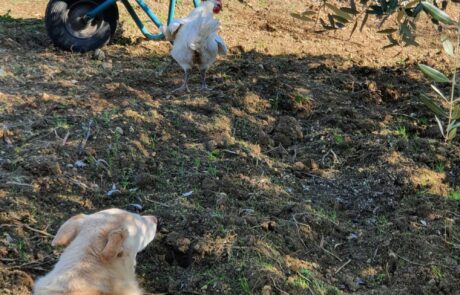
[161,0,227,92]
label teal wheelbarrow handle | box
[85,0,200,40]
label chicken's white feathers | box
[215,35,227,55]
[161,20,183,41]
[165,0,227,72]
[189,17,220,51]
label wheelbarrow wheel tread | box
[45,0,118,52]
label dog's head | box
[51,208,157,263]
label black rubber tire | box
[45,0,118,52]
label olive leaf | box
[291,13,314,22]
[421,2,456,26]
[418,64,450,83]
[419,93,446,117]
[325,3,353,21]
[441,34,455,57]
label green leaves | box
[453,106,460,120]
[421,2,456,26]
[441,35,455,57]
[377,28,397,34]
[418,64,450,83]
[419,93,446,118]
[291,10,316,22]
[291,13,314,22]
[325,3,354,21]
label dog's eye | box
[117,251,124,258]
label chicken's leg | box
[173,69,190,93]
[200,69,208,91]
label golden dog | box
[33,208,157,295]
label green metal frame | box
[86,0,200,40]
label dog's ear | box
[101,227,128,261]
[52,214,86,247]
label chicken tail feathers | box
[215,35,228,55]
[189,18,220,51]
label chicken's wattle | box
[213,0,222,13]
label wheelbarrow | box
[44,0,200,52]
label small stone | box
[102,62,112,70]
[307,159,319,171]
[206,139,218,150]
[0,67,7,78]
[261,285,272,295]
[455,265,460,278]
[261,220,277,232]
[343,275,359,292]
[243,215,257,226]
[216,192,228,209]
[293,161,305,171]
[93,49,105,61]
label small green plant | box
[293,276,310,289]
[448,190,460,201]
[369,273,386,287]
[120,168,133,190]
[376,215,389,235]
[315,207,337,223]
[100,110,114,125]
[239,277,251,294]
[396,125,408,138]
[208,164,217,176]
[269,94,280,110]
[417,3,459,142]
[193,158,201,170]
[295,93,312,104]
[207,150,221,161]
[148,132,157,151]
[434,161,445,172]
[376,273,386,284]
[0,10,14,24]
[54,117,70,129]
[294,268,341,295]
[431,265,443,280]
[333,131,344,144]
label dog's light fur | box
[33,208,157,295]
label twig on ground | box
[5,181,34,188]
[77,119,93,156]
[62,131,70,146]
[66,176,90,191]
[292,214,309,250]
[144,196,172,207]
[322,149,340,165]
[392,251,454,270]
[320,235,342,262]
[270,277,290,295]
[21,223,54,237]
[6,254,56,271]
[335,259,352,274]
[1,222,54,237]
